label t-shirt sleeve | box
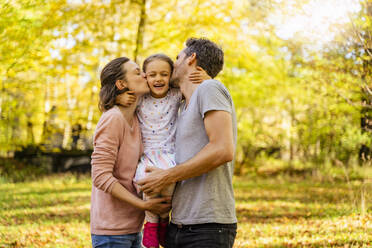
[197,80,232,119]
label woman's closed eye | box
[134,68,141,75]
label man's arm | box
[138,109,234,195]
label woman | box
[90,57,171,248]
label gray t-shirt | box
[172,79,237,225]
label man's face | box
[170,49,188,86]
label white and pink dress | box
[134,88,182,221]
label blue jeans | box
[91,233,142,248]
[165,222,237,248]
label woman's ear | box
[187,53,197,65]
[115,79,127,90]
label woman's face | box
[122,61,149,96]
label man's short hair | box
[184,38,224,78]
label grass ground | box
[0,173,371,247]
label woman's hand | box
[116,90,136,107]
[142,197,172,215]
[111,181,171,214]
[189,66,211,84]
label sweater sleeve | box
[91,111,124,193]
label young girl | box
[117,54,209,248]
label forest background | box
[0,0,371,177]
[1,0,372,247]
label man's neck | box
[179,70,199,106]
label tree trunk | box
[133,0,147,63]
[359,1,372,163]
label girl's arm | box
[116,91,137,107]
[189,66,211,84]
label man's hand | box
[142,196,172,215]
[137,167,171,196]
[116,90,136,107]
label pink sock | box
[158,219,169,247]
[142,222,159,248]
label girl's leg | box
[142,193,160,248]
[143,193,159,223]
[159,183,175,219]
[158,183,175,247]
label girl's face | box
[145,60,171,98]
[122,60,149,96]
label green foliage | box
[0,0,371,170]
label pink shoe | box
[143,222,159,248]
[158,219,169,247]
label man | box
[138,38,237,248]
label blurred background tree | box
[0,0,370,174]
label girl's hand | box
[116,91,136,107]
[189,66,211,84]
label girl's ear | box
[187,53,197,65]
[115,79,127,90]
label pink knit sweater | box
[90,105,144,235]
